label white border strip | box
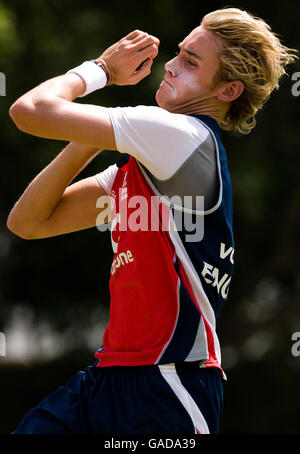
[159,364,210,434]
[168,215,221,365]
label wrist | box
[91,59,112,85]
[67,142,101,158]
[95,57,115,85]
[67,60,108,97]
[63,72,86,98]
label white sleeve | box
[94,164,118,195]
[107,105,210,180]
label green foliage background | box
[0,0,300,434]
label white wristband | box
[67,61,108,96]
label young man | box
[8,8,296,434]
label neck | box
[166,96,229,124]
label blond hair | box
[202,8,298,134]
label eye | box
[175,49,197,67]
[186,58,197,67]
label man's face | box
[155,25,224,113]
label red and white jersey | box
[94,112,234,373]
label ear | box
[217,80,244,102]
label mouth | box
[161,78,174,90]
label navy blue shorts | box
[12,362,223,434]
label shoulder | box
[108,105,209,141]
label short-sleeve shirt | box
[93,106,234,373]
[95,105,218,211]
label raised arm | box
[8,30,159,148]
[7,30,159,239]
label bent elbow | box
[9,101,20,122]
[9,96,59,138]
[6,212,36,240]
[9,100,35,133]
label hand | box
[96,30,160,86]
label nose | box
[165,57,177,77]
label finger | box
[125,30,145,40]
[130,32,148,44]
[133,47,158,74]
[149,35,160,48]
[135,35,160,51]
[128,32,160,48]
[136,43,159,62]
[131,58,153,84]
